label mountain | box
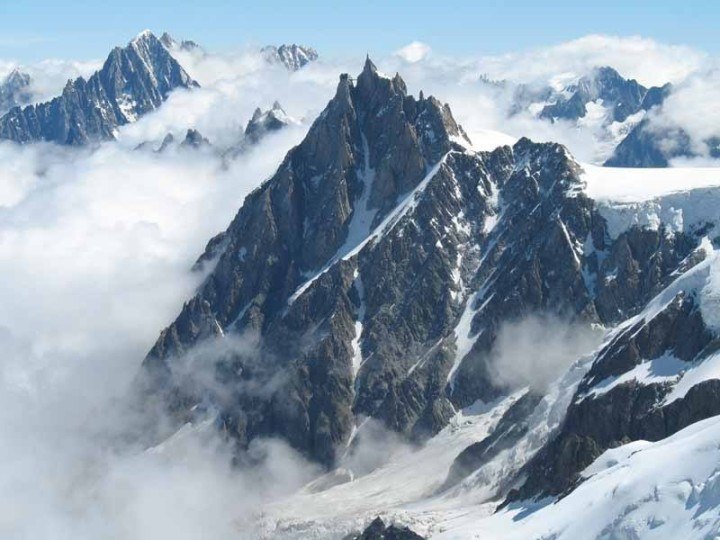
[136,59,720,536]
[538,66,655,124]
[0,31,197,145]
[243,101,294,144]
[512,67,671,164]
[262,44,319,70]
[0,68,32,115]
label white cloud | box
[648,63,720,155]
[479,34,705,87]
[487,315,603,392]
[0,57,319,537]
[394,41,432,63]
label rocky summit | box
[0,30,197,145]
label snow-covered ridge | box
[580,163,720,240]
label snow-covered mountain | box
[262,44,319,70]
[0,30,197,145]
[134,59,720,537]
[512,66,672,165]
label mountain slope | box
[0,31,197,145]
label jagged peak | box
[355,56,408,101]
[131,29,157,45]
[362,55,377,75]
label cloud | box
[0,58,318,536]
[646,63,720,156]
[478,34,705,87]
[487,315,603,392]
[394,41,432,63]
[0,59,101,107]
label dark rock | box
[347,517,425,540]
[181,128,210,148]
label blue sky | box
[0,0,716,62]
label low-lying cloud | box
[487,315,604,392]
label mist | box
[487,315,604,392]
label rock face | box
[262,44,319,71]
[509,245,720,501]
[0,68,32,114]
[181,128,210,149]
[0,31,197,145]
[139,59,717,480]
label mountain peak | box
[132,29,156,44]
[142,63,475,465]
[362,55,377,75]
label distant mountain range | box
[511,65,719,167]
[0,32,319,147]
[0,31,197,145]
